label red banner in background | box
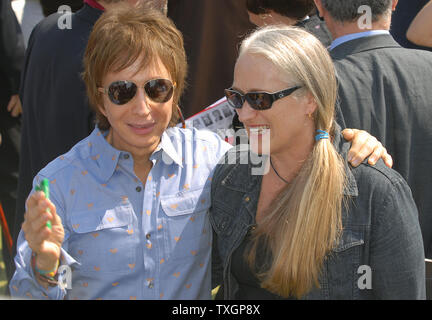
[0,203,13,256]
[84,0,105,11]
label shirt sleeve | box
[9,174,79,300]
[9,235,78,299]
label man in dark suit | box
[315,0,432,257]
[246,0,332,47]
[0,0,25,283]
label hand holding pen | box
[22,178,65,279]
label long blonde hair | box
[242,26,347,298]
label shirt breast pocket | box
[160,187,211,261]
[209,200,236,238]
[325,228,365,299]
[68,204,136,274]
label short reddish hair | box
[82,3,187,130]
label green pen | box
[35,178,52,230]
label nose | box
[132,87,151,116]
[236,100,258,124]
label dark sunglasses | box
[98,79,175,105]
[224,85,302,110]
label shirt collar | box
[151,130,184,168]
[329,30,390,51]
[89,127,121,183]
[89,127,184,182]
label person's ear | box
[314,0,324,19]
[304,91,318,116]
[392,0,398,11]
[98,102,108,118]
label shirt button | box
[124,154,130,159]
[136,186,142,192]
[245,196,250,202]
[146,233,151,239]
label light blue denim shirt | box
[10,126,232,300]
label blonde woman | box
[210,26,425,299]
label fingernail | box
[351,159,359,166]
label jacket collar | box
[75,3,103,25]
[221,124,358,197]
[220,144,264,193]
[330,34,400,61]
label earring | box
[177,105,186,129]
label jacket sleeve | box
[211,228,223,290]
[0,0,25,95]
[370,176,426,299]
[209,150,232,291]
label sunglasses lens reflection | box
[246,92,272,110]
[108,81,137,105]
[107,79,174,105]
[144,79,174,103]
[225,89,244,109]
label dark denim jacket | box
[210,128,426,300]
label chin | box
[135,135,161,148]
[248,133,271,156]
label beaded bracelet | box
[31,252,59,286]
[34,271,58,288]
